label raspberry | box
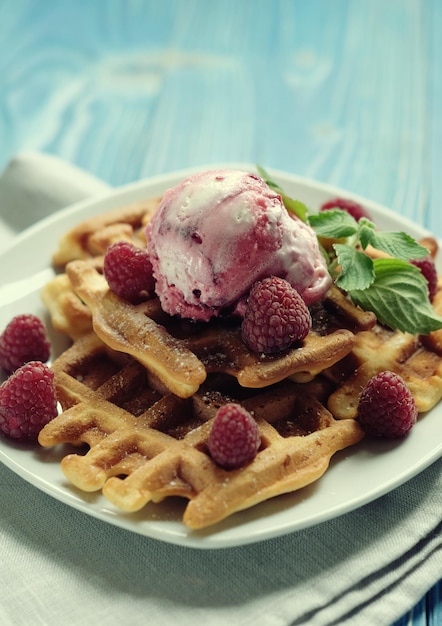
[0,314,50,373]
[241,277,312,354]
[207,403,261,469]
[0,361,58,440]
[357,371,417,438]
[103,241,155,303]
[320,197,371,222]
[410,256,438,302]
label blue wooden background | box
[0,1,441,624]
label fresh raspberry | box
[241,277,312,354]
[207,403,261,469]
[0,314,51,373]
[357,371,417,438]
[320,197,371,222]
[103,241,155,303]
[410,256,438,302]
[0,361,58,440]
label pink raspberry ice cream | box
[146,169,331,322]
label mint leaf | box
[368,231,429,260]
[334,244,375,291]
[256,164,281,192]
[256,174,440,335]
[358,222,377,249]
[308,210,359,239]
[256,165,309,221]
[349,258,442,334]
[283,197,309,222]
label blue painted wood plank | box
[0,0,433,239]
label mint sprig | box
[308,209,442,334]
[350,258,441,335]
[333,244,375,291]
[309,210,429,261]
[257,165,442,334]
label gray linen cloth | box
[0,152,440,626]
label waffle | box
[52,197,160,267]
[38,333,364,529]
[41,269,94,340]
[38,196,442,530]
[325,275,442,418]
[62,259,377,398]
[42,198,160,339]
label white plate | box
[0,164,441,549]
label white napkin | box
[0,151,110,246]
[0,152,440,626]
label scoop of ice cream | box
[146,169,331,321]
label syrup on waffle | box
[38,333,364,529]
[63,259,376,398]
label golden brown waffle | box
[41,269,94,340]
[324,237,442,418]
[52,197,160,267]
[39,198,442,530]
[421,276,442,354]
[43,198,160,339]
[325,275,442,418]
[63,259,376,397]
[38,333,364,529]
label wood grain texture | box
[0,0,440,236]
[0,1,440,623]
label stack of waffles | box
[38,199,442,529]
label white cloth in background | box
[0,152,440,626]
[0,151,110,246]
